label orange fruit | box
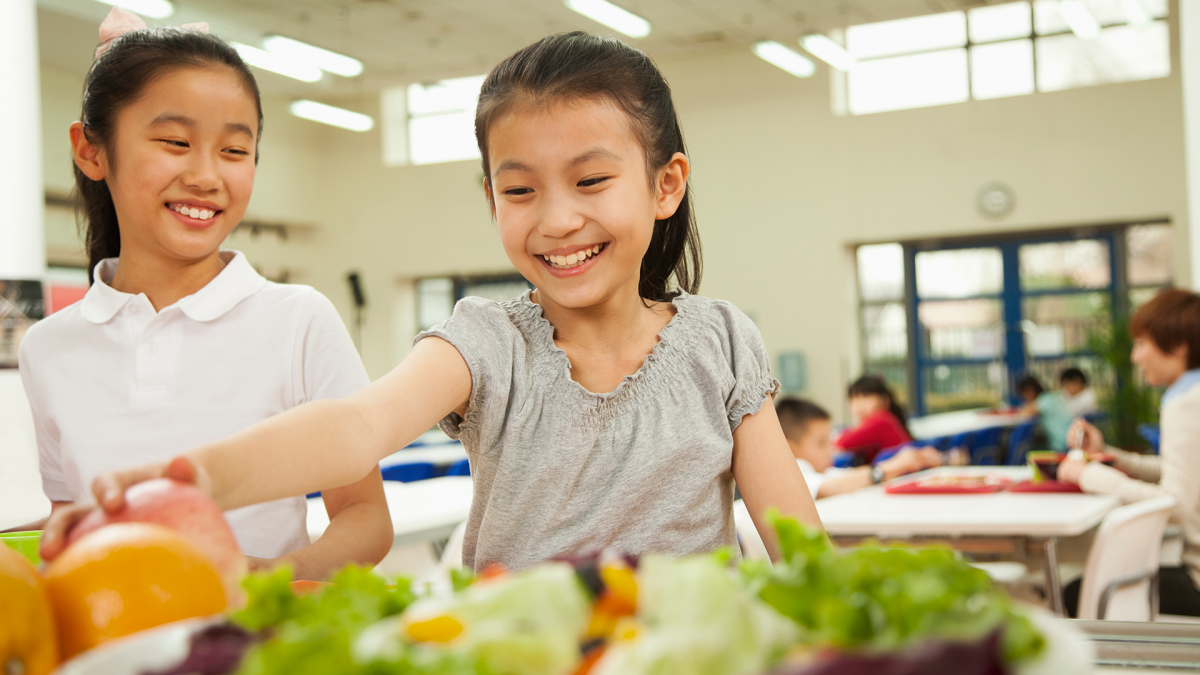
[43,523,226,659]
[0,544,59,675]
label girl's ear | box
[654,152,689,220]
[70,121,107,181]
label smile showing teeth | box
[170,204,218,221]
[542,244,604,270]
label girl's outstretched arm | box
[732,399,824,561]
[41,337,470,559]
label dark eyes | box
[158,139,249,156]
[579,177,609,187]
[501,176,609,196]
[504,187,533,196]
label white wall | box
[37,25,1189,423]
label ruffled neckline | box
[506,290,695,406]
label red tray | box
[1007,480,1082,493]
[886,476,1012,494]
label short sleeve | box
[413,297,520,450]
[712,301,780,432]
[291,290,371,405]
[18,338,70,502]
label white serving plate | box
[54,616,219,675]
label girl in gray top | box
[43,32,823,572]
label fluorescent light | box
[1059,0,1101,40]
[564,0,650,38]
[752,41,815,78]
[800,33,855,72]
[290,100,374,132]
[233,43,322,83]
[1119,0,1152,25]
[95,0,174,19]
[262,36,363,78]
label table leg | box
[1042,537,1063,616]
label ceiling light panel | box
[753,41,815,78]
[564,0,651,39]
[234,43,322,83]
[290,100,374,132]
[95,0,174,19]
[262,36,363,78]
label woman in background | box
[1059,288,1200,617]
[833,376,913,464]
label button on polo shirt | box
[19,251,369,559]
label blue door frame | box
[905,232,1119,416]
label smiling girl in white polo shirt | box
[19,8,392,579]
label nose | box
[537,188,586,239]
[181,150,221,193]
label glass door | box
[906,233,1117,415]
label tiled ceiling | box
[37,0,999,99]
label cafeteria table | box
[307,476,473,547]
[907,408,1030,441]
[815,466,1122,616]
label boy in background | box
[776,397,942,499]
[1060,367,1099,417]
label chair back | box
[733,499,770,562]
[381,461,435,483]
[1137,424,1162,454]
[436,520,468,573]
[1077,495,1176,620]
[446,459,471,476]
[971,427,1003,465]
[1006,421,1037,465]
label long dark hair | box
[474,32,701,303]
[848,375,911,439]
[75,28,262,283]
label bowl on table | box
[0,530,43,566]
[1026,451,1065,482]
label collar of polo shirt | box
[80,250,267,324]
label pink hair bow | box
[94,6,210,59]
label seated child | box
[777,397,942,499]
[832,376,913,463]
[1060,367,1099,417]
[1017,375,1073,451]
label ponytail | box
[848,375,911,439]
[74,160,121,283]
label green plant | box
[1085,308,1159,449]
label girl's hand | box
[91,456,210,512]
[38,503,99,561]
[1057,457,1088,485]
[1066,418,1105,454]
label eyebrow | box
[492,147,622,178]
[150,113,255,139]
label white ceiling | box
[37,0,999,100]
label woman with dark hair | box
[1059,288,1200,616]
[833,376,914,463]
[43,30,822,571]
[23,8,391,580]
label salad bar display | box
[1,481,1088,675]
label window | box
[855,221,1173,416]
[839,1,1169,116]
[416,274,532,331]
[382,75,485,167]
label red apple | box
[66,479,246,606]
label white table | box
[907,409,1031,441]
[816,467,1122,615]
[307,476,473,547]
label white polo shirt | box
[18,251,369,558]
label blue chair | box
[832,451,859,468]
[1006,421,1038,466]
[947,431,974,451]
[1137,424,1161,453]
[970,427,1003,466]
[446,459,471,476]
[872,443,915,466]
[381,461,435,483]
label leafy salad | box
[148,514,1047,675]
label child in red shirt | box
[834,376,913,463]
